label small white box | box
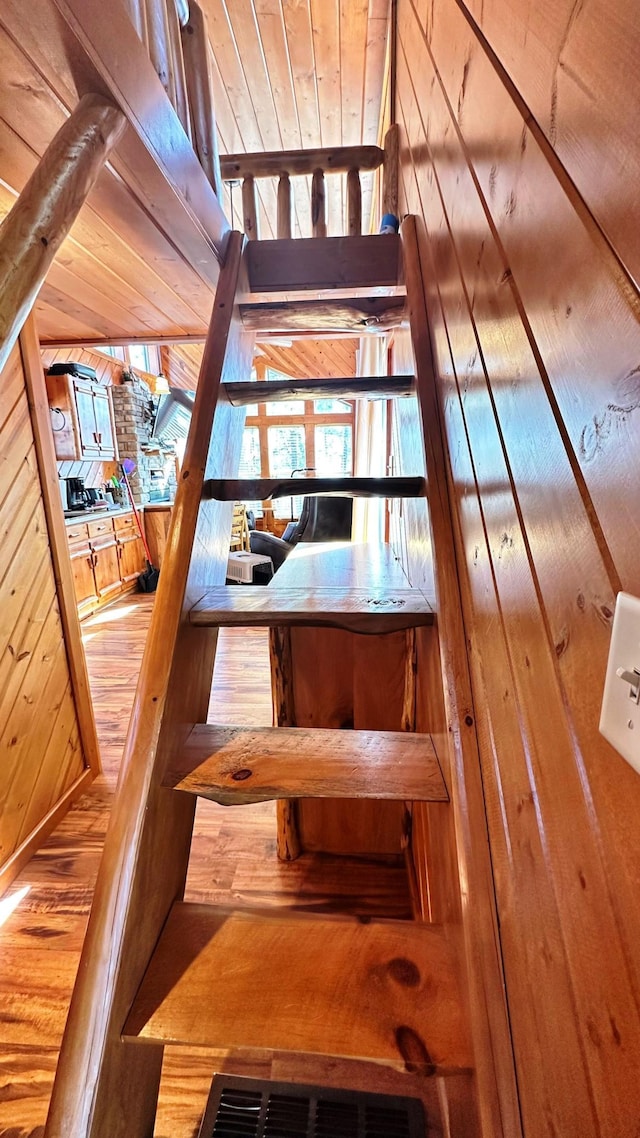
[226,551,273,584]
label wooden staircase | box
[44,222,512,1138]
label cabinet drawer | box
[114,512,136,534]
[66,522,90,542]
[88,518,115,539]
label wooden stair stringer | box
[44,232,256,1138]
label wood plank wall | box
[0,343,94,894]
[394,0,640,1134]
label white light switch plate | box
[599,592,640,775]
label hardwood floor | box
[0,594,451,1138]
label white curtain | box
[352,335,387,543]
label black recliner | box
[249,495,353,573]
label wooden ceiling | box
[162,338,358,390]
[0,0,390,368]
[207,0,391,239]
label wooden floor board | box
[0,593,420,1137]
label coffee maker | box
[66,477,89,511]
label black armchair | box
[249,495,353,572]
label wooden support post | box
[277,173,293,239]
[144,0,176,105]
[382,123,400,219]
[311,168,327,238]
[347,168,362,236]
[242,175,259,240]
[165,0,192,140]
[0,94,126,376]
[181,2,223,200]
[269,627,302,861]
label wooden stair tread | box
[190,586,434,633]
[247,235,401,295]
[163,726,448,805]
[223,375,415,406]
[123,902,471,1074]
[204,476,425,502]
[239,296,406,334]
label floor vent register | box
[198,1075,425,1138]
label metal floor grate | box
[198,1075,425,1138]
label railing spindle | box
[165,0,192,140]
[181,2,223,199]
[242,175,259,240]
[347,168,361,236]
[311,168,327,238]
[277,173,293,239]
[144,0,176,106]
[382,123,399,219]
[122,0,148,44]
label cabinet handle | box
[92,552,98,568]
[86,556,93,568]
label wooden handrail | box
[0,94,126,375]
[181,1,223,199]
[220,145,384,181]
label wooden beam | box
[49,0,230,278]
[240,296,406,333]
[123,902,472,1072]
[0,93,126,375]
[190,585,434,635]
[204,475,425,501]
[247,235,401,293]
[383,124,400,218]
[181,1,223,199]
[223,375,415,405]
[163,725,448,805]
[242,175,259,240]
[221,145,384,181]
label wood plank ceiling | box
[0,0,390,381]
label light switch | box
[599,592,640,774]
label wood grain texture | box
[182,1,223,199]
[124,901,472,1074]
[247,235,401,292]
[45,233,252,1138]
[221,145,384,180]
[0,93,125,373]
[164,725,447,804]
[397,0,640,1133]
[191,585,434,635]
[240,296,406,334]
[0,341,95,894]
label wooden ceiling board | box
[162,337,357,391]
[206,0,390,238]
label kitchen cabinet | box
[46,372,117,461]
[66,512,146,618]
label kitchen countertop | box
[143,501,174,511]
[63,506,133,525]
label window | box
[238,426,263,516]
[266,399,304,416]
[315,424,352,476]
[268,425,306,518]
[314,398,350,413]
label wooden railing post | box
[347,168,362,236]
[165,0,192,140]
[242,175,259,240]
[0,94,126,375]
[382,123,400,219]
[311,168,327,238]
[181,1,223,200]
[277,173,293,239]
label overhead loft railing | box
[122,0,223,200]
[221,126,400,240]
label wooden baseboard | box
[0,767,96,897]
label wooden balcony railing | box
[220,127,399,240]
[121,1,398,241]
[122,0,223,200]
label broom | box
[120,458,160,593]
